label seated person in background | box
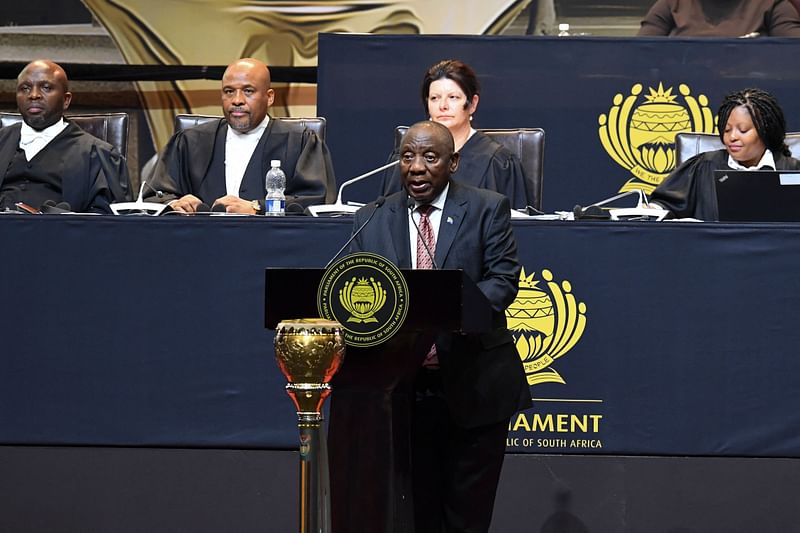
[149,58,335,213]
[0,60,129,214]
[380,59,535,211]
[638,0,800,37]
[650,88,800,220]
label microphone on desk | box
[572,204,610,220]
[307,160,399,217]
[572,190,646,220]
[407,197,439,270]
[286,201,307,216]
[40,200,72,214]
[573,190,668,221]
[110,179,168,216]
[325,196,386,269]
[160,202,213,215]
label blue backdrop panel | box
[317,34,800,211]
[1,217,800,456]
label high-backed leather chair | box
[0,111,131,202]
[173,114,327,140]
[0,112,129,158]
[675,131,800,166]
[393,126,545,211]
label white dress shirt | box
[224,114,270,196]
[728,149,776,170]
[19,118,68,161]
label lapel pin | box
[446,216,454,224]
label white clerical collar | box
[728,149,776,171]
[19,118,67,146]
[414,182,449,212]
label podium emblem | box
[318,252,409,347]
[506,268,587,386]
[340,277,387,323]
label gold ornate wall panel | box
[82,0,529,148]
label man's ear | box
[266,88,275,107]
[449,152,460,173]
[62,91,73,112]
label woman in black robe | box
[380,59,534,210]
[650,88,800,220]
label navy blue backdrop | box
[2,216,800,456]
[317,34,800,211]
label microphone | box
[160,202,211,215]
[286,201,307,216]
[110,179,168,215]
[572,204,609,221]
[572,189,666,221]
[308,160,399,217]
[40,200,72,214]
[407,197,438,270]
[325,196,386,269]
[572,190,643,220]
[211,203,227,213]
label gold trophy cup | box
[274,318,345,533]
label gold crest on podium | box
[318,252,408,347]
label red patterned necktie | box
[416,204,436,270]
[416,204,439,367]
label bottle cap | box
[270,160,281,168]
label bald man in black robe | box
[0,60,129,214]
[148,58,335,214]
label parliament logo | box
[318,252,408,347]
[599,82,716,194]
[506,268,587,386]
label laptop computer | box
[714,170,800,222]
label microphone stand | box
[572,189,668,221]
[110,180,168,216]
[110,152,168,215]
[308,160,399,217]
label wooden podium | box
[265,266,493,533]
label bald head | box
[221,58,275,133]
[399,121,459,204]
[224,58,272,87]
[404,121,456,156]
[16,60,72,130]
[18,60,69,91]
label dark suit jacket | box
[350,181,531,428]
[149,117,335,207]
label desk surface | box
[1,215,799,456]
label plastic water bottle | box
[265,159,286,216]
[558,23,570,36]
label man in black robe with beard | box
[0,60,129,214]
[148,58,335,214]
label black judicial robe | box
[650,149,800,220]
[380,130,533,210]
[149,117,336,207]
[0,122,127,214]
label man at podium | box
[350,121,531,533]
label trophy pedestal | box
[274,319,345,533]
